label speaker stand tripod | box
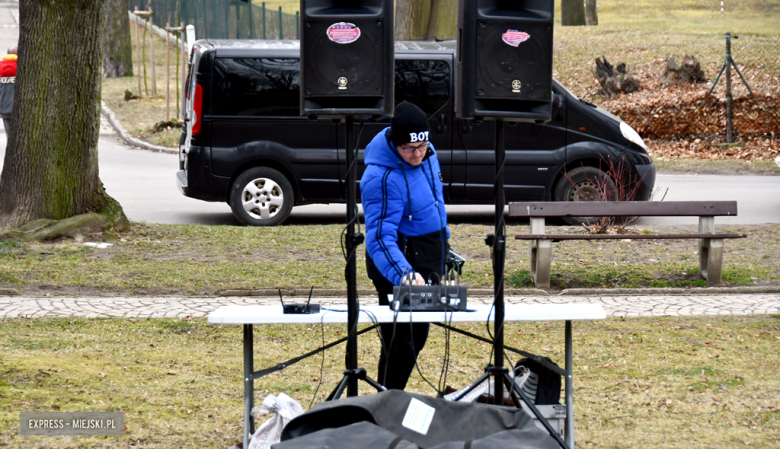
[326,115,385,401]
[453,120,569,449]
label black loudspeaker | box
[300,0,394,117]
[456,0,554,121]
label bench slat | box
[514,233,746,240]
[508,201,738,217]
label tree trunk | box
[424,0,440,39]
[396,0,457,40]
[395,0,431,40]
[434,0,457,40]
[561,0,586,26]
[0,0,127,230]
[585,0,598,26]
[104,0,133,77]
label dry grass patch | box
[1,315,778,448]
[1,223,779,295]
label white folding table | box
[208,303,606,449]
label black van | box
[177,40,655,226]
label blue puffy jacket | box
[361,127,450,286]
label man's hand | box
[401,272,425,286]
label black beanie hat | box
[390,101,430,146]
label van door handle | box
[437,113,447,134]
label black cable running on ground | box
[309,307,331,409]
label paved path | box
[1,294,778,319]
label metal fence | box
[127,0,300,40]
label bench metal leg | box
[698,217,723,285]
[700,238,724,285]
[531,239,552,289]
[529,218,551,289]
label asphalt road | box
[0,3,778,227]
[2,125,779,226]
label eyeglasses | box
[399,143,429,154]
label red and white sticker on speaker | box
[502,30,530,47]
[327,22,361,44]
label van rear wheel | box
[230,167,293,226]
[554,166,618,226]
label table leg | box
[243,324,255,449]
[565,320,574,449]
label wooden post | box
[165,24,185,121]
[149,8,157,96]
[166,22,170,121]
[181,22,187,119]
[135,13,141,95]
[134,10,153,96]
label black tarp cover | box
[275,390,559,449]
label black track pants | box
[372,277,429,390]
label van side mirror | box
[552,94,564,121]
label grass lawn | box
[1,315,778,448]
[1,223,779,296]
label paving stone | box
[2,294,780,318]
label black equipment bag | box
[278,390,558,449]
[514,357,562,405]
[272,421,417,449]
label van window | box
[395,59,450,114]
[212,58,300,117]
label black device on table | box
[391,284,468,311]
[279,286,320,314]
[391,248,469,311]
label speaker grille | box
[303,19,384,97]
[475,21,552,102]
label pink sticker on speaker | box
[327,22,361,44]
[502,30,530,47]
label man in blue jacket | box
[361,101,449,390]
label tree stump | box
[592,56,641,99]
[659,55,708,86]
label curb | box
[214,287,780,298]
[216,288,550,298]
[559,286,780,296]
[101,102,177,154]
[97,10,186,156]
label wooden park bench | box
[507,201,746,288]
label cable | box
[340,117,366,262]
[409,305,441,394]
[437,305,453,394]
[384,303,399,387]
[359,307,391,375]
[308,306,331,409]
